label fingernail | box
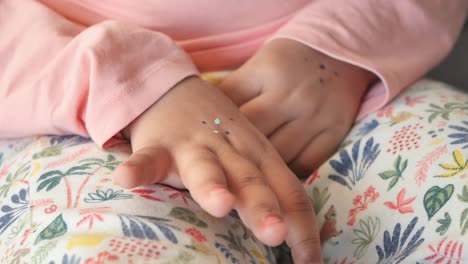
[263,215,283,226]
[210,187,229,197]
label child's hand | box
[220,39,376,177]
[114,77,322,263]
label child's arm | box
[220,0,467,180]
[0,0,198,146]
[271,0,468,117]
[0,2,323,261]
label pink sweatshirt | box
[0,0,466,147]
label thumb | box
[218,70,262,106]
[113,146,172,189]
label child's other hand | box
[220,39,376,177]
[114,77,321,263]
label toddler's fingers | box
[218,150,287,247]
[260,157,322,264]
[218,72,261,106]
[113,146,171,189]
[175,145,235,218]
[268,118,319,164]
[240,93,289,136]
[290,130,340,178]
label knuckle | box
[258,141,278,160]
[193,149,216,163]
[290,160,315,178]
[284,189,313,214]
[134,150,155,164]
[291,237,322,263]
[293,236,322,250]
[234,170,265,191]
[252,202,275,214]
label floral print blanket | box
[0,79,467,264]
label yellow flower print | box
[67,233,110,250]
[437,150,468,178]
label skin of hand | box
[114,77,322,263]
[219,38,377,177]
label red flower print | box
[0,161,13,178]
[377,106,394,118]
[20,229,31,246]
[353,195,362,206]
[384,188,416,214]
[405,96,426,107]
[131,189,165,202]
[333,256,356,264]
[347,186,380,226]
[424,237,464,264]
[77,213,104,230]
[85,251,119,264]
[387,123,423,155]
[415,145,447,186]
[185,228,207,242]
[109,237,167,260]
[306,170,320,185]
[162,186,189,206]
[44,204,57,214]
[365,186,376,197]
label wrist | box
[122,76,202,141]
[262,38,376,97]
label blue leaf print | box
[329,160,349,176]
[62,254,81,264]
[448,121,468,149]
[50,135,89,147]
[128,218,144,238]
[156,224,178,244]
[357,119,379,136]
[215,242,239,264]
[0,188,29,235]
[118,215,179,244]
[328,137,380,189]
[328,175,352,190]
[375,217,425,264]
[352,139,360,163]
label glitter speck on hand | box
[214,118,221,125]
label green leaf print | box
[80,154,121,170]
[32,240,57,264]
[461,208,468,235]
[215,230,255,263]
[435,212,451,236]
[424,184,454,220]
[168,207,207,228]
[32,146,62,159]
[425,102,468,123]
[0,162,31,198]
[352,217,381,259]
[84,188,133,203]
[312,187,331,214]
[35,214,68,245]
[458,185,468,203]
[160,251,195,264]
[37,165,92,192]
[378,155,408,191]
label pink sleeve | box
[0,0,199,147]
[270,0,468,118]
